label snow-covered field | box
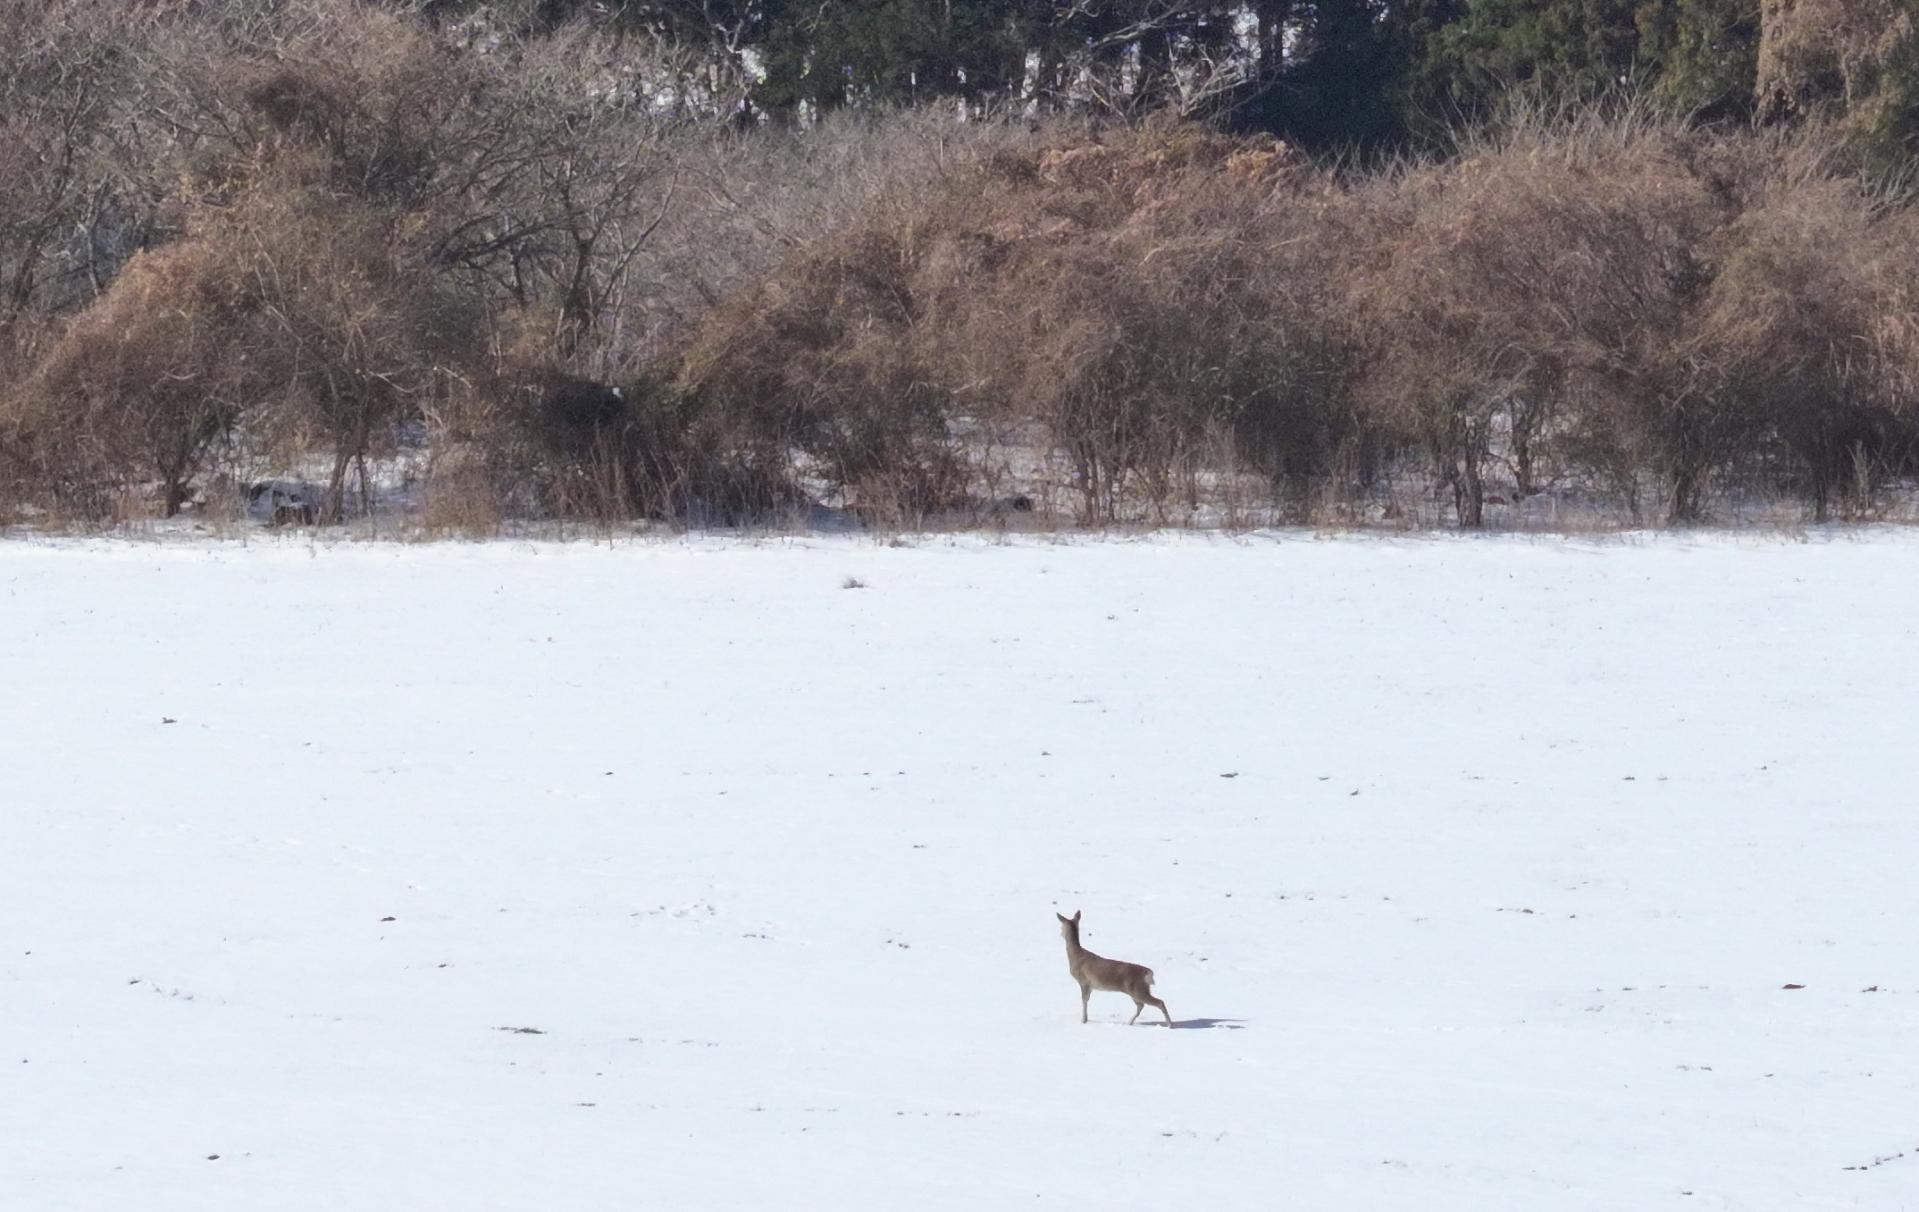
[5,531,1917,1211]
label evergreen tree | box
[753,0,1027,113]
[1418,0,1758,122]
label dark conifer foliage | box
[370,0,1785,149]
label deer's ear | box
[1056,913,1069,923]
[1069,911,1081,923]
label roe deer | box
[1057,910,1171,1026]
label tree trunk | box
[323,448,352,525]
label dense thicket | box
[4,0,1919,531]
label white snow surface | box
[4,531,1918,1211]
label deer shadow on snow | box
[1083,1016,1247,1030]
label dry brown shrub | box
[6,139,478,524]
[671,215,963,524]
[420,452,505,537]
[2,0,696,526]
[1692,168,1919,516]
[1347,109,1919,525]
[1353,123,1736,523]
[6,243,252,519]
[669,121,1368,525]
[639,108,1058,366]
[0,0,158,330]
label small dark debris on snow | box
[162,717,176,724]
[1220,772,1238,778]
[380,916,396,922]
[498,1026,545,1034]
[1843,1149,1912,1171]
[1782,983,1805,990]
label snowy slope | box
[3,532,1917,1211]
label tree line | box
[3,0,1919,532]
